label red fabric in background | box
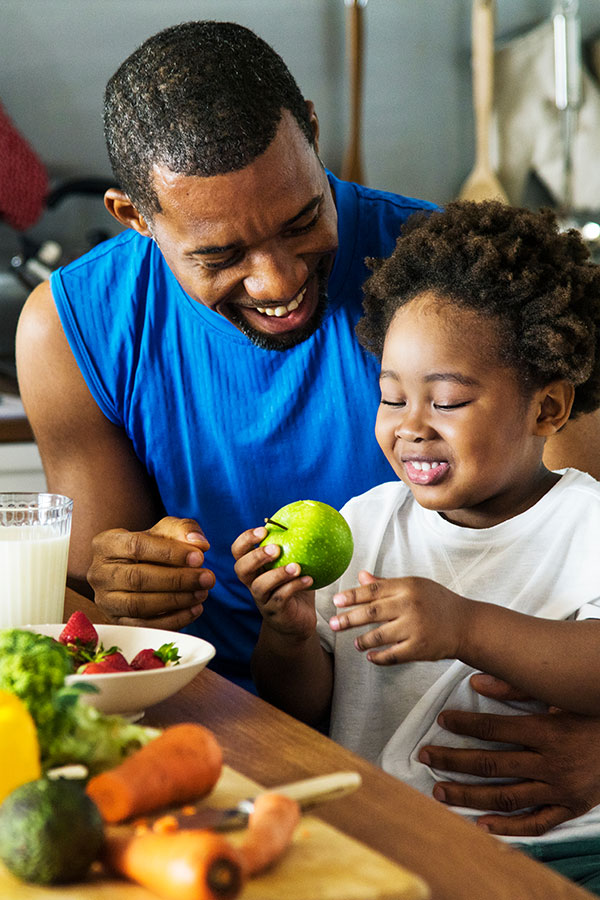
[0,102,48,230]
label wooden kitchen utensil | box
[458,0,509,202]
[341,0,367,185]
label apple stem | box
[264,518,288,531]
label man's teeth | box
[256,288,306,317]
[410,461,441,471]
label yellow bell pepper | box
[0,690,41,803]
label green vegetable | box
[0,629,73,752]
[43,701,160,776]
[0,628,159,774]
[0,776,104,884]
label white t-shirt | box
[316,468,600,844]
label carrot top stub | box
[87,723,223,823]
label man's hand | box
[87,517,215,630]
[419,673,600,837]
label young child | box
[232,201,600,879]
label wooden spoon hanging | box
[458,0,509,202]
[341,0,367,184]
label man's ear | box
[104,188,152,237]
[534,381,575,436]
[305,100,320,153]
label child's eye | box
[380,399,406,408]
[433,401,471,410]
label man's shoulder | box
[59,229,153,280]
[328,170,438,218]
[354,182,439,216]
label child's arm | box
[331,571,600,716]
[232,526,333,724]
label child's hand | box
[232,526,316,640]
[330,570,471,665]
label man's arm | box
[544,410,600,479]
[16,282,214,628]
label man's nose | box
[243,248,308,302]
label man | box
[16,21,600,842]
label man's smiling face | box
[145,111,338,350]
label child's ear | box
[534,381,575,436]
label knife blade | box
[150,770,362,832]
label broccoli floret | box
[0,630,73,751]
[43,702,159,775]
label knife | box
[150,770,362,832]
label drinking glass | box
[0,493,73,626]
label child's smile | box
[375,292,558,528]
[402,458,449,485]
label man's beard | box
[228,263,330,352]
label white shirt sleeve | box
[574,598,600,620]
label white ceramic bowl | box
[27,624,215,720]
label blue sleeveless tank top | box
[51,173,436,689]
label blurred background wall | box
[1,0,599,254]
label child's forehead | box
[385,293,505,367]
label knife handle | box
[261,771,362,811]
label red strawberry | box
[130,642,181,671]
[59,611,98,666]
[79,650,132,674]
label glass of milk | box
[0,493,73,626]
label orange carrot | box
[87,723,223,823]
[237,792,301,877]
[103,828,243,900]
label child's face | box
[375,293,550,528]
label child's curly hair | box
[356,200,600,418]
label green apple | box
[260,499,354,590]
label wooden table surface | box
[65,588,594,900]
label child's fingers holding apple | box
[232,525,276,587]
[253,565,317,638]
[232,527,316,636]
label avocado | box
[0,776,104,884]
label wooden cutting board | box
[0,766,429,900]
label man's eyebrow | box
[379,370,481,387]
[186,194,324,257]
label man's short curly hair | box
[103,21,314,221]
[356,200,600,418]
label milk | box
[0,525,70,626]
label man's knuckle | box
[476,717,498,743]
[123,564,144,592]
[367,603,379,619]
[532,817,552,837]
[121,532,144,560]
[494,790,520,814]
[479,756,499,779]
